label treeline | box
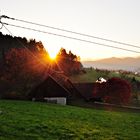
[0,32,46,56]
[56,48,83,75]
[0,32,83,99]
[0,32,83,75]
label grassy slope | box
[0,100,139,140]
[70,69,100,83]
[70,68,140,83]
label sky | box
[0,0,140,60]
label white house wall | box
[44,97,66,105]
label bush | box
[103,78,132,105]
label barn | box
[28,75,71,105]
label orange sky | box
[1,0,140,60]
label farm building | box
[74,82,103,101]
[28,73,83,105]
[29,75,70,105]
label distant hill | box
[82,57,140,72]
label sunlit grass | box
[0,100,139,140]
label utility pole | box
[0,10,6,67]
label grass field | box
[69,68,120,83]
[70,68,140,83]
[0,100,139,140]
[70,69,102,83]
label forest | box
[0,32,83,99]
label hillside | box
[70,68,140,106]
[70,68,140,83]
[0,100,139,140]
[82,57,140,72]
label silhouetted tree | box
[57,48,83,75]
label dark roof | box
[49,72,83,99]
[74,83,100,100]
[29,75,70,99]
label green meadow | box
[70,68,140,83]
[0,100,139,140]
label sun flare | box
[49,51,57,60]
[49,55,56,60]
[44,46,60,61]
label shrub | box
[103,78,131,105]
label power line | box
[2,22,140,54]
[2,15,140,49]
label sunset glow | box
[48,50,57,60]
[1,0,140,60]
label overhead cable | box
[2,22,140,54]
[2,15,140,49]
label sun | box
[44,45,60,61]
[49,54,56,60]
[49,51,57,60]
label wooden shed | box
[28,75,71,105]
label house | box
[96,77,107,83]
[28,75,71,105]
